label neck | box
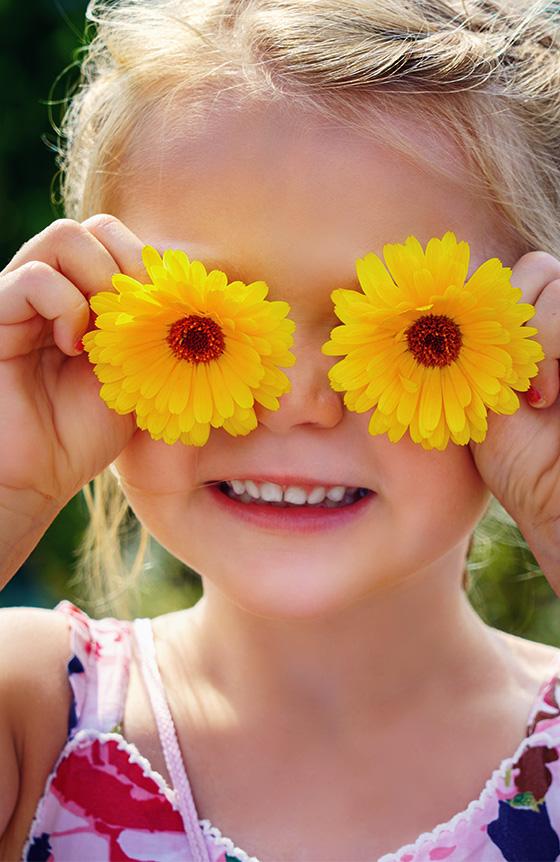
[186,548,507,731]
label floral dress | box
[22,600,560,862]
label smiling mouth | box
[215,480,373,508]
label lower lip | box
[206,485,376,534]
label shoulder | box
[0,604,72,857]
[489,625,560,732]
[0,604,72,740]
[0,601,134,858]
[493,627,560,680]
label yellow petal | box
[96,365,125,384]
[114,389,137,414]
[355,253,399,305]
[146,410,168,436]
[418,369,442,436]
[155,362,183,413]
[111,273,144,294]
[492,386,520,415]
[162,414,181,445]
[368,408,391,436]
[219,356,254,409]
[192,364,213,424]
[458,357,500,396]
[207,361,235,419]
[140,356,176,399]
[168,363,193,415]
[387,421,408,443]
[396,386,420,427]
[383,235,425,296]
[142,245,164,281]
[448,362,472,407]
[377,377,403,415]
[441,367,466,434]
[425,232,469,291]
[188,422,211,447]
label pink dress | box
[21,600,560,862]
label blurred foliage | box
[468,500,560,646]
[0,0,559,647]
[0,0,202,617]
[0,0,82,266]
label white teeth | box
[223,480,365,508]
[244,479,260,499]
[307,486,326,505]
[283,486,308,505]
[260,482,283,502]
[326,485,346,502]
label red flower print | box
[513,745,559,801]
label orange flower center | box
[167,315,225,363]
[405,314,462,368]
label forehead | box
[117,98,519,287]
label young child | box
[2,0,560,860]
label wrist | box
[519,514,560,594]
[0,487,65,591]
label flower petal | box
[418,369,442,436]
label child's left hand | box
[469,251,560,593]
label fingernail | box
[74,338,84,353]
[527,385,545,406]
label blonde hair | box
[57,0,560,616]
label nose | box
[255,329,345,434]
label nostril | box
[254,374,344,433]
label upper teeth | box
[228,480,350,505]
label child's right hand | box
[0,215,145,515]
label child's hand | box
[0,216,143,514]
[469,251,560,591]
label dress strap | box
[133,617,211,862]
[54,599,132,737]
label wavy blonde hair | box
[57,0,560,617]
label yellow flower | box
[322,232,544,451]
[83,246,295,446]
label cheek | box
[386,440,490,543]
[113,429,200,494]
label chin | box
[195,553,382,622]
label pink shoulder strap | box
[133,617,211,862]
[55,599,131,735]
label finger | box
[80,214,148,283]
[510,251,560,304]
[0,262,90,358]
[509,252,560,409]
[1,219,121,302]
[521,277,560,407]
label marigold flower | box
[83,246,295,446]
[322,232,545,451]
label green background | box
[1,0,559,645]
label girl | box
[2,0,560,860]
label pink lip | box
[206,483,376,534]
[207,475,373,492]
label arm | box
[0,607,72,858]
[0,488,64,591]
[519,514,560,589]
[0,216,141,596]
[468,251,560,597]
[0,682,19,847]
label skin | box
[2,97,560,861]
[102,97,544,726]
